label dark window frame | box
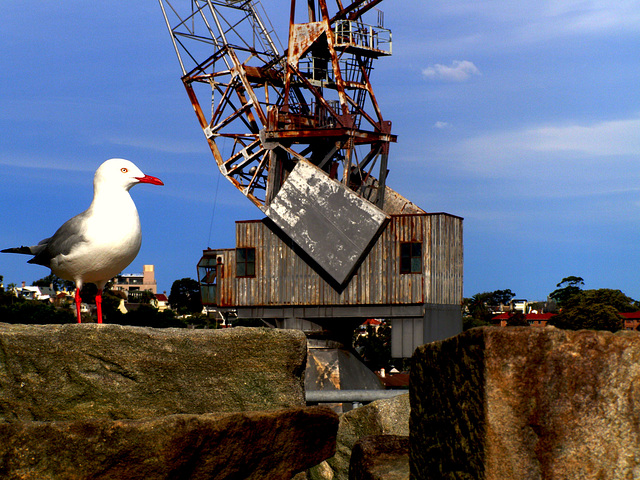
[236,247,256,278]
[400,242,422,274]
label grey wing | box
[28,212,89,267]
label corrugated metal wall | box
[215,213,462,308]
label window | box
[236,248,256,277]
[202,266,216,284]
[400,242,422,274]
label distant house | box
[493,312,555,327]
[152,293,170,312]
[620,312,640,330]
[54,291,74,308]
[494,311,640,330]
[358,318,383,332]
[17,285,56,302]
[112,265,158,302]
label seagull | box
[2,158,163,324]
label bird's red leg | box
[96,289,103,324]
[75,288,82,323]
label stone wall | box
[0,324,307,420]
[0,324,337,479]
[410,326,640,480]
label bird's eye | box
[121,168,128,173]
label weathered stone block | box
[0,406,338,480]
[349,435,409,480]
[410,327,640,480]
[311,393,409,480]
[0,324,306,421]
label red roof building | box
[492,312,640,330]
[492,312,555,327]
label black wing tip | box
[1,246,33,255]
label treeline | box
[0,276,215,328]
[464,276,640,332]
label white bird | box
[2,158,163,324]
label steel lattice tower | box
[159,0,396,286]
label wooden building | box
[199,202,463,357]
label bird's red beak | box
[136,175,164,186]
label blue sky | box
[1,1,639,301]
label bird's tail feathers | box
[1,246,35,255]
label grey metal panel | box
[265,159,390,286]
[422,304,462,344]
[391,318,423,358]
[391,319,403,358]
[391,304,462,358]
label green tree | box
[33,274,75,292]
[463,289,517,330]
[0,300,75,324]
[101,290,126,323]
[551,304,623,332]
[548,278,637,332]
[580,289,638,312]
[549,276,584,307]
[465,292,493,324]
[505,310,529,327]
[137,290,156,304]
[491,289,516,306]
[353,321,392,372]
[169,278,202,314]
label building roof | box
[493,312,555,320]
[376,372,409,389]
[362,318,382,326]
[155,293,169,302]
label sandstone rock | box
[310,393,409,480]
[0,405,338,480]
[0,324,306,421]
[410,327,640,480]
[349,435,409,480]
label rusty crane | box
[159,0,396,287]
[159,1,464,366]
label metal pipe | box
[305,389,407,403]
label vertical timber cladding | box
[214,249,236,308]
[426,213,464,305]
[264,159,391,287]
[232,213,463,309]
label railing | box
[333,20,392,56]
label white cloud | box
[422,60,481,82]
[461,116,640,159]
[442,114,640,194]
[542,0,640,35]
[434,121,451,129]
[398,0,640,55]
